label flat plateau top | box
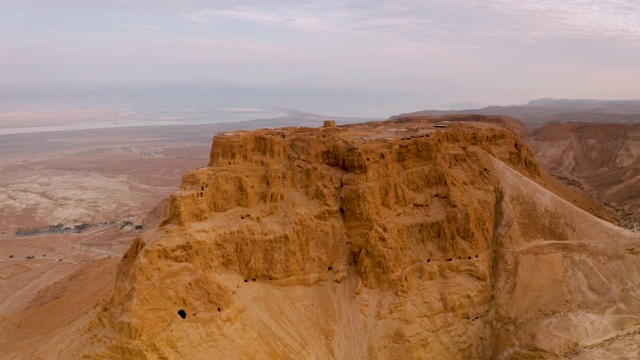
[216,115,511,146]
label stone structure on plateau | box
[51,116,640,359]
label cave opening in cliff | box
[178,309,187,319]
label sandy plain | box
[0,124,212,319]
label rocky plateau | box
[2,115,639,359]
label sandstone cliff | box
[55,116,640,359]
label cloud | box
[487,0,640,40]
[1,0,639,109]
[7,0,639,44]
[184,6,337,35]
[179,0,640,43]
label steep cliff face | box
[162,119,537,286]
[75,116,640,359]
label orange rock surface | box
[10,116,640,359]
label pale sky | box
[1,0,639,114]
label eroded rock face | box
[162,120,536,286]
[83,116,640,360]
[528,122,640,223]
[529,123,640,176]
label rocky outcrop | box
[75,116,640,359]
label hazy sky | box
[1,0,639,112]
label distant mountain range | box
[391,98,640,128]
[0,80,425,118]
[4,81,639,128]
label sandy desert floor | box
[0,122,220,321]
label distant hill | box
[392,98,640,129]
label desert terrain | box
[527,122,640,228]
[0,113,638,359]
[0,123,214,321]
